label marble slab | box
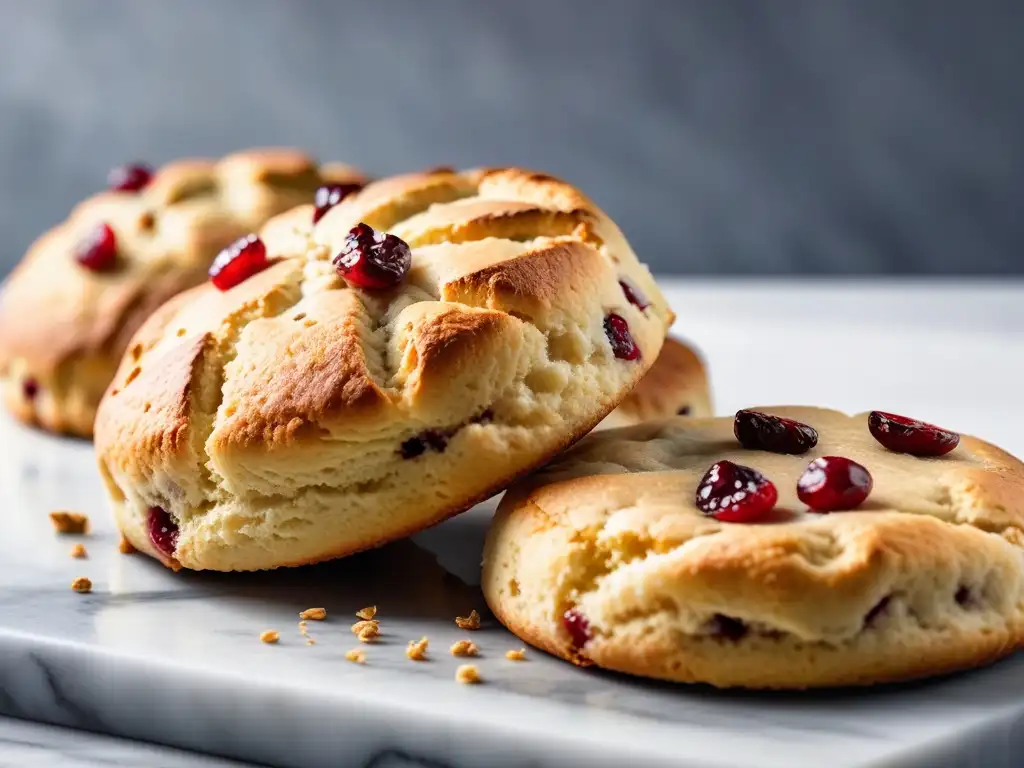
[1,281,1024,768]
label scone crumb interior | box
[450,640,479,657]
[70,543,87,559]
[71,577,92,594]
[50,511,89,534]
[355,606,377,620]
[455,610,481,630]
[260,630,280,644]
[345,648,366,664]
[505,648,527,661]
[406,636,429,661]
[455,664,481,684]
[118,535,137,554]
[299,607,327,621]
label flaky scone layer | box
[483,407,1024,688]
[600,336,711,428]
[95,167,672,571]
[0,149,364,437]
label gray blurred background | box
[1,0,1021,276]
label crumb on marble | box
[455,664,481,684]
[406,636,429,661]
[352,619,379,637]
[70,543,88,559]
[345,648,366,664]
[50,511,89,535]
[455,609,481,630]
[118,535,137,554]
[299,607,327,621]
[71,576,92,593]
[356,605,377,620]
[260,630,280,644]
[505,648,527,661]
[450,640,478,657]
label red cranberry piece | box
[74,223,118,271]
[604,313,641,360]
[798,456,873,512]
[147,506,178,558]
[618,279,649,310]
[22,378,39,401]
[868,411,959,457]
[333,223,411,289]
[209,234,268,291]
[695,460,778,522]
[734,409,818,455]
[312,183,362,223]
[563,608,591,649]
[108,162,154,192]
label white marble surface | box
[1,280,1024,768]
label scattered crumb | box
[345,648,366,664]
[298,620,316,645]
[260,630,280,644]
[358,624,379,643]
[355,605,377,621]
[450,640,479,657]
[505,648,527,661]
[455,664,481,684]
[70,543,88,559]
[49,511,89,534]
[352,619,379,635]
[455,609,481,630]
[406,636,429,661]
[118,535,137,554]
[70,577,92,594]
[299,607,327,621]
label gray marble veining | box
[1,283,1023,767]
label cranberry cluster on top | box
[695,410,960,522]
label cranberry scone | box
[0,149,365,437]
[95,167,672,571]
[483,406,1024,688]
[600,336,711,428]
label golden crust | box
[483,406,1024,688]
[0,149,366,437]
[601,336,712,428]
[95,167,672,571]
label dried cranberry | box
[708,614,747,641]
[868,411,959,457]
[74,223,118,271]
[734,409,818,455]
[400,429,448,459]
[798,456,872,512]
[695,460,778,522]
[334,223,411,289]
[147,506,178,557]
[618,279,649,310]
[209,234,268,291]
[22,378,39,401]
[108,163,154,192]
[604,314,641,360]
[312,183,362,223]
[563,608,591,649]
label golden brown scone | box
[483,407,1024,689]
[95,167,673,571]
[600,336,711,428]
[0,149,365,437]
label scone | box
[600,336,711,429]
[95,167,673,571]
[483,406,1024,688]
[0,149,365,437]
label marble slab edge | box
[0,630,715,768]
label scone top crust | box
[484,407,1024,687]
[95,167,672,571]
[0,148,364,383]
